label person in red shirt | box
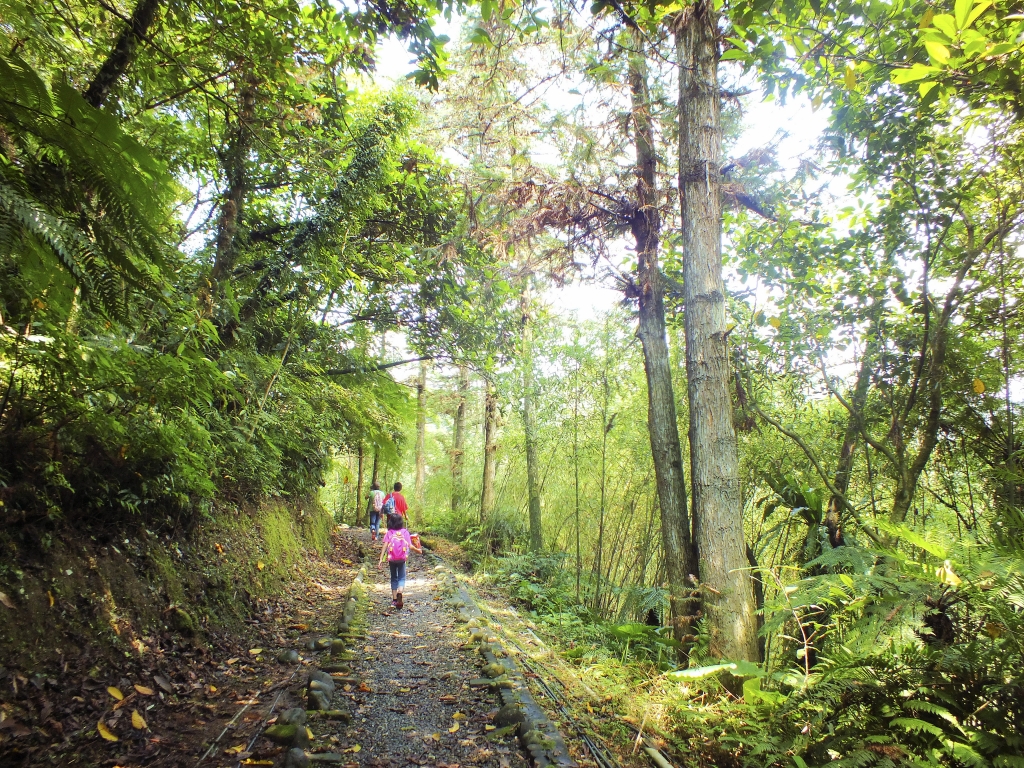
[382,481,409,520]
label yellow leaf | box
[131,710,147,730]
[485,725,496,731]
[225,744,247,755]
[453,712,467,720]
[973,378,986,394]
[345,744,362,753]
[227,657,240,665]
[107,687,124,701]
[306,727,315,740]
[768,317,781,329]
[134,685,155,696]
[844,66,857,90]
[257,561,265,571]
[924,40,951,64]
[97,720,119,742]
[249,648,263,655]
[449,722,460,733]
[399,687,411,693]
[936,560,962,586]
[919,7,935,28]
[47,590,54,608]
[341,558,353,565]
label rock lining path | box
[320,529,529,768]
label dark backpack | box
[382,495,397,516]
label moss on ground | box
[0,497,336,670]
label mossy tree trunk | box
[629,33,698,649]
[677,2,759,662]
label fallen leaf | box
[47,590,54,608]
[289,623,309,631]
[399,687,411,693]
[97,720,119,742]
[306,727,315,740]
[439,695,457,702]
[0,591,14,609]
[134,685,155,696]
[484,725,496,731]
[453,712,467,720]
[241,760,274,766]
[257,561,265,571]
[249,649,263,656]
[226,658,240,665]
[341,558,353,565]
[344,744,362,753]
[131,710,147,730]
[343,684,353,692]
[225,744,248,755]
[107,687,125,701]
[415,633,424,637]
[449,722,460,733]
[426,733,441,742]
[357,682,372,692]
[414,645,428,649]
[153,675,174,694]
[214,543,224,554]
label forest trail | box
[180,527,532,768]
[29,529,533,768]
[318,529,530,768]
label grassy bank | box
[0,497,334,671]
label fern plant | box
[0,53,173,319]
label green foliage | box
[0,53,172,317]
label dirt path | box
[320,529,529,768]
[12,527,531,768]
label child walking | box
[377,512,422,609]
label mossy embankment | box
[0,497,334,671]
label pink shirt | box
[382,529,412,561]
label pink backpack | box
[388,531,410,562]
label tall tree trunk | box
[371,448,380,487]
[452,364,469,513]
[356,442,365,527]
[206,77,256,323]
[677,5,759,662]
[629,36,699,648]
[85,0,162,108]
[595,360,612,615]
[481,378,498,525]
[414,360,428,526]
[825,339,876,547]
[572,354,582,603]
[521,287,543,552]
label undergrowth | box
[474,533,1024,768]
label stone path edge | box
[258,564,370,768]
[432,560,577,768]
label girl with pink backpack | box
[377,513,422,609]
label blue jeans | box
[370,511,380,536]
[389,559,407,592]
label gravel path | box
[301,529,530,768]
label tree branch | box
[320,356,433,377]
